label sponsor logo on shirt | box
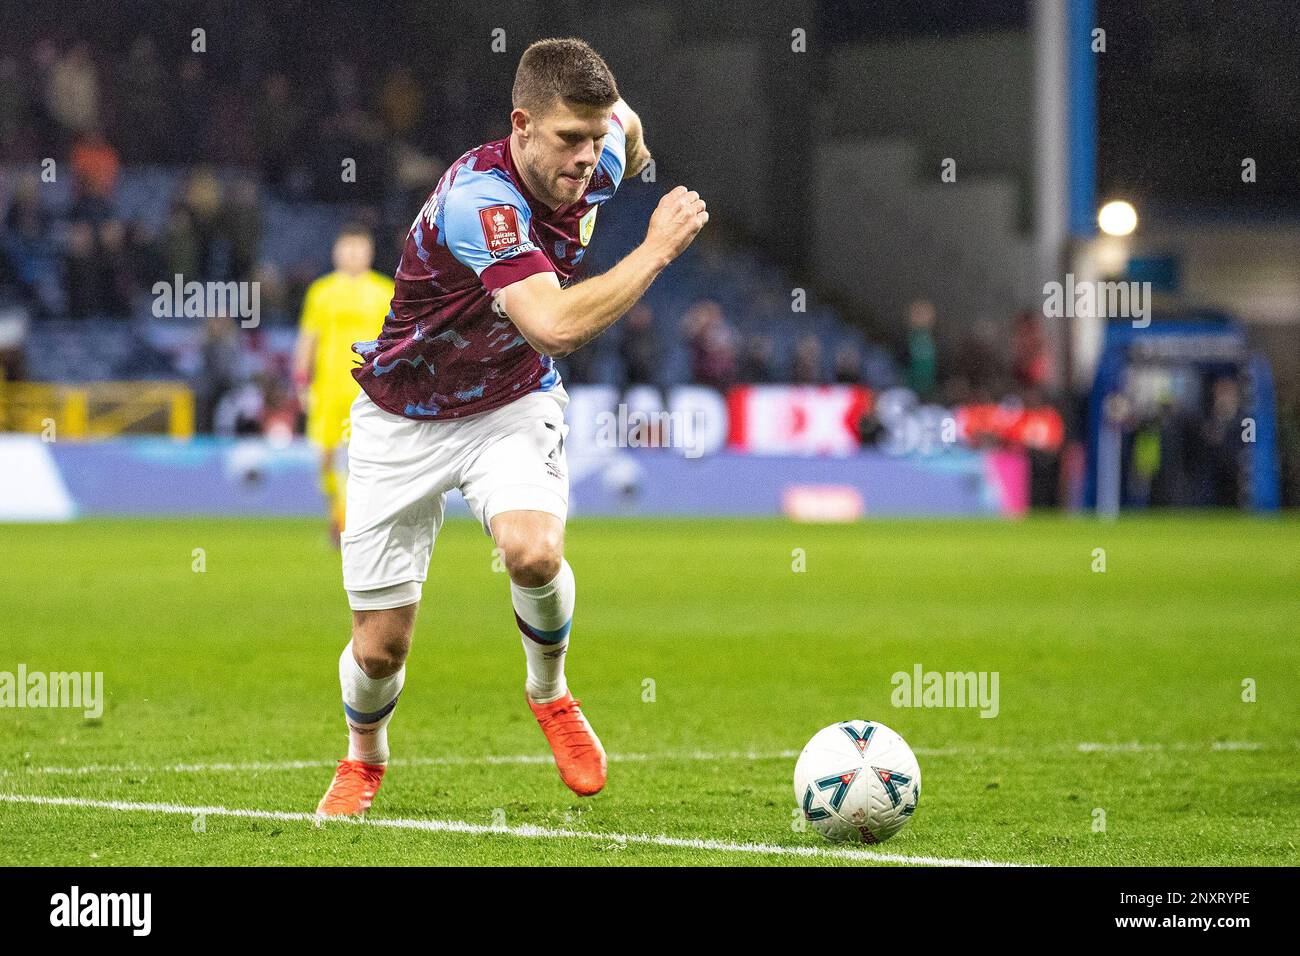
[490,240,539,261]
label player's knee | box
[352,635,409,679]
[351,608,414,678]
[502,534,563,588]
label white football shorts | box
[341,386,569,610]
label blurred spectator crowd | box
[0,37,474,200]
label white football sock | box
[512,559,575,704]
[338,640,404,764]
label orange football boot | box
[528,691,607,796]
[315,759,386,818]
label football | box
[794,720,921,844]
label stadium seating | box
[6,164,876,388]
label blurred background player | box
[293,224,395,545]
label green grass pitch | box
[0,515,1296,866]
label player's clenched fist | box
[645,185,709,263]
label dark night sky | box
[1096,0,1300,213]
[820,0,1300,212]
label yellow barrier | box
[0,380,195,439]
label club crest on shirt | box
[479,204,522,254]
[579,205,598,247]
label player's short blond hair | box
[512,37,619,118]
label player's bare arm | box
[495,185,708,357]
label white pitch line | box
[0,792,1013,867]
[1,742,1278,778]
[1075,741,1266,753]
[5,749,807,777]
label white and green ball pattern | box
[793,720,921,844]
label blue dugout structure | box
[1086,313,1281,512]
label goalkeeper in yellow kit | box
[294,223,395,545]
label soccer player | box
[294,224,395,545]
[316,37,707,816]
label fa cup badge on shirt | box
[479,204,522,253]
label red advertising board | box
[726,385,1064,455]
[727,386,874,455]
